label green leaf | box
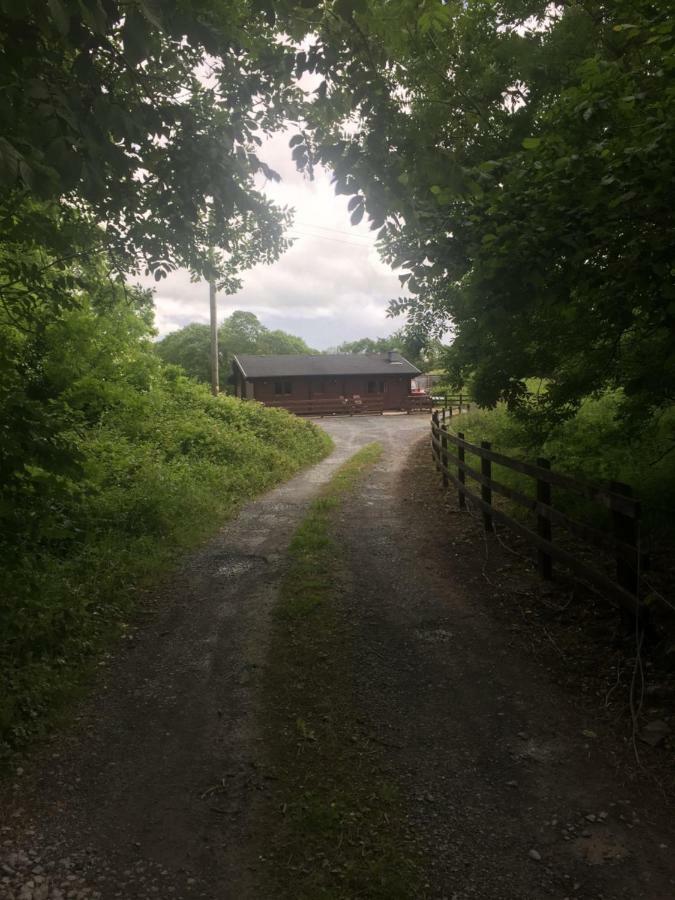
[78,0,107,34]
[138,0,163,28]
[47,0,70,34]
[121,9,149,66]
[522,137,541,150]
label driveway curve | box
[2,413,673,900]
[0,415,427,900]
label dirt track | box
[1,415,674,900]
[0,416,426,900]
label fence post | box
[459,392,463,414]
[610,481,640,599]
[481,440,492,531]
[431,411,439,470]
[457,431,466,510]
[441,424,449,489]
[536,458,553,580]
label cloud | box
[141,129,407,349]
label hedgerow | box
[0,287,332,759]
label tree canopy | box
[3,1,674,433]
[1,0,297,294]
[337,327,442,371]
[156,311,316,389]
[6,1,672,429]
[287,0,675,427]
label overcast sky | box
[141,129,406,350]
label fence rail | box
[265,397,385,416]
[406,394,434,413]
[431,393,473,414]
[263,395,434,417]
[430,411,643,614]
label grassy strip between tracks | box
[262,442,423,899]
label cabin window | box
[284,381,292,394]
[274,381,283,395]
[379,380,386,393]
[367,380,376,394]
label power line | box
[295,220,373,240]
[288,229,373,248]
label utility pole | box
[209,274,219,396]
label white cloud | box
[141,128,407,349]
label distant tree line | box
[156,315,444,391]
[336,329,443,373]
[155,311,316,391]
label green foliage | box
[337,326,443,371]
[154,322,214,385]
[0,281,332,757]
[457,393,675,535]
[289,1,675,428]
[155,310,316,390]
[275,442,382,619]
[0,0,299,285]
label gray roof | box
[233,352,420,378]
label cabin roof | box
[233,352,420,379]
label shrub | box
[0,291,332,758]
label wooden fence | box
[264,395,432,417]
[406,394,434,414]
[432,393,473,415]
[430,410,643,614]
[264,397,385,416]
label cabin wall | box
[251,374,412,409]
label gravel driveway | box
[0,415,427,900]
[2,412,673,900]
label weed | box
[262,443,423,899]
[0,385,333,760]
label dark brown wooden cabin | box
[231,351,422,414]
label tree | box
[153,323,213,386]
[288,1,675,427]
[0,0,298,291]
[338,328,442,371]
[155,311,316,389]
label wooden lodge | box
[231,351,428,415]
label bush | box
[455,393,675,537]
[0,291,332,758]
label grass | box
[274,442,383,621]
[0,391,333,763]
[442,397,675,628]
[449,395,675,539]
[261,442,424,899]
